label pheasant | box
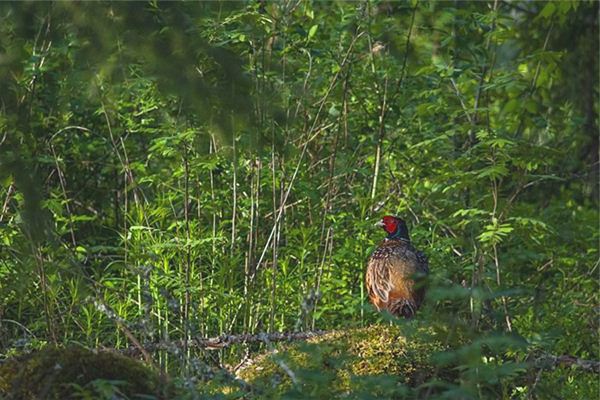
[366,215,429,318]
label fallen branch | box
[534,353,600,374]
[120,332,600,376]
[122,330,329,356]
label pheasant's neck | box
[386,232,410,242]
[387,224,410,241]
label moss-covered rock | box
[238,325,456,399]
[0,346,160,399]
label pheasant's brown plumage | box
[366,216,428,318]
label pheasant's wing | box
[386,248,421,303]
[366,256,392,309]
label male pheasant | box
[366,215,429,318]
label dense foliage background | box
[0,1,597,399]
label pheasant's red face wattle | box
[381,216,400,234]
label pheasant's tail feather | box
[388,298,417,319]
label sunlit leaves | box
[477,219,513,245]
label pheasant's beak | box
[375,220,385,228]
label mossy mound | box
[0,346,160,399]
[238,325,456,398]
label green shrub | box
[0,346,160,399]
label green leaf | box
[540,2,556,19]
[485,138,515,149]
[503,98,519,114]
[524,99,538,113]
[308,24,318,40]
[477,164,509,179]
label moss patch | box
[0,346,160,399]
[238,325,456,398]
